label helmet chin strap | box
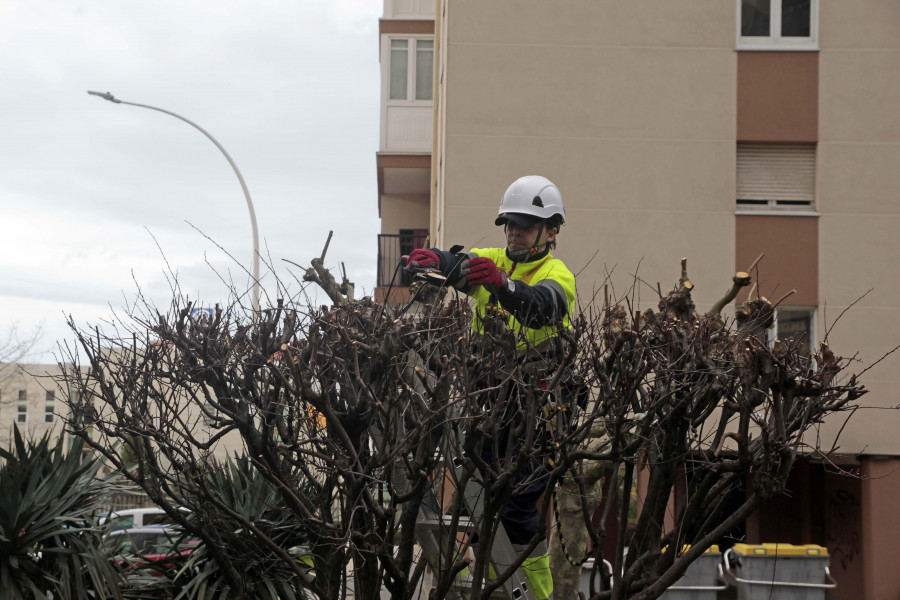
[506,222,546,263]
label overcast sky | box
[0,0,383,363]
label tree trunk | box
[550,464,605,599]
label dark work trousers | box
[478,382,549,546]
[499,469,547,545]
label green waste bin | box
[722,543,837,600]
[660,545,727,600]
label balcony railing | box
[377,231,429,287]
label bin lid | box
[731,543,828,557]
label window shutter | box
[737,144,815,209]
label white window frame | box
[736,0,819,51]
[769,306,817,355]
[382,35,434,106]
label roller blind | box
[737,143,815,208]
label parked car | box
[99,507,188,531]
[105,526,199,575]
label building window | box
[45,390,55,424]
[17,389,27,423]
[415,40,434,100]
[738,0,817,49]
[772,307,815,355]
[388,37,433,102]
[736,143,816,212]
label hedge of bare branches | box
[57,254,867,600]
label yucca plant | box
[0,425,122,600]
[174,455,315,600]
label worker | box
[405,175,576,600]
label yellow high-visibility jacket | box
[467,247,576,349]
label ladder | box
[413,439,537,599]
[396,350,538,600]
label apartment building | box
[0,360,244,465]
[375,0,436,302]
[0,363,72,449]
[376,1,900,597]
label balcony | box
[380,33,433,153]
[384,105,432,152]
[383,0,435,20]
[377,230,429,289]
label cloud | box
[329,0,383,33]
[0,0,386,363]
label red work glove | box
[463,256,507,290]
[406,248,440,269]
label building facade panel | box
[819,50,900,143]
[560,209,735,311]
[818,213,900,445]
[441,135,736,213]
[447,0,734,48]
[817,142,900,214]
[445,44,736,141]
[818,215,900,308]
[380,192,431,235]
[734,215,818,306]
[819,0,900,50]
[379,20,434,35]
[811,307,900,454]
[385,106,433,151]
[736,51,818,143]
[861,458,900,599]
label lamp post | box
[87,90,261,314]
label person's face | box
[506,222,556,252]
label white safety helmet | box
[495,175,565,228]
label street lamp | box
[87,90,261,314]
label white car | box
[100,507,188,530]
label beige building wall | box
[815,2,900,454]
[425,3,900,597]
[0,361,246,462]
[0,363,71,449]
[433,0,900,455]
[436,0,738,311]
[380,192,431,234]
